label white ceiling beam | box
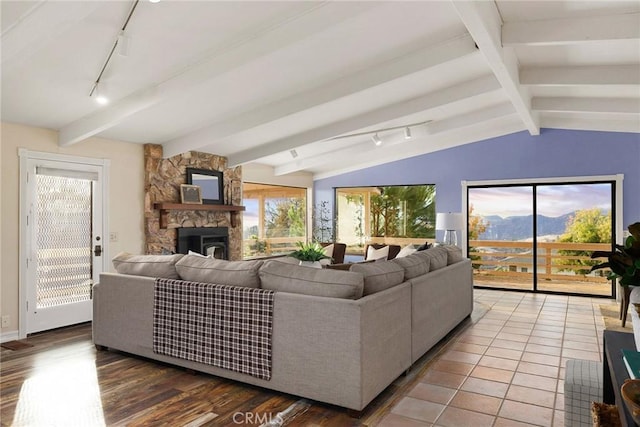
[57,2,379,147]
[1,1,103,68]
[424,103,515,135]
[533,97,640,115]
[451,0,539,136]
[228,74,502,167]
[162,34,478,157]
[503,13,640,46]
[521,65,640,86]
[541,115,640,133]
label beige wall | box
[1,122,145,336]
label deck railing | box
[469,239,612,288]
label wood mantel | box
[154,203,245,228]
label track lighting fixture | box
[327,120,430,144]
[88,0,139,102]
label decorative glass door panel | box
[35,174,93,309]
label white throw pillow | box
[319,244,334,266]
[366,245,389,261]
[188,250,211,258]
[322,244,334,258]
[396,244,418,258]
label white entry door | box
[23,154,107,334]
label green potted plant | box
[590,222,640,286]
[290,241,331,268]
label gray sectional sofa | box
[93,245,473,411]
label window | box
[465,178,619,297]
[336,185,436,256]
[242,183,307,258]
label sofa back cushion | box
[349,260,405,296]
[259,261,364,299]
[414,246,448,271]
[442,245,464,264]
[175,255,263,288]
[112,252,184,279]
[392,253,430,280]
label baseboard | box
[1,330,20,343]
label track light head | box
[92,82,108,105]
[372,133,382,146]
[118,31,131,57]
[404,127,412,139]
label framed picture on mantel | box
[180,184,202,204]
[186,168,224,205]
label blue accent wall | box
[314,129,640,234]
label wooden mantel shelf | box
[154,203,246,228]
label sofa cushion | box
[414,246,448,271]
[392,253,430,280]
[396,244,418,258]
[112,252,184,279]
[442,245,464,264]
[259,261,364,299]
[175,254,263,288]
[366,245,389,261]
[349,260,405,296]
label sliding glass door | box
[467,180,615,297]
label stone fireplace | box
[144,144,243,260]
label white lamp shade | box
[436,212,463,230]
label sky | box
[469,183,612,218]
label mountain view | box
[478,213,574,241]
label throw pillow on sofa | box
[366,245,389,261]
[112,252,184,279]
[396,244,418,258]
[259,260,364,299]
[175,254,263,288]
[349,260,405,296]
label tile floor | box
[378,289,609,427]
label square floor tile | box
[506,384,555,408]
[449,390,502,415]
[460,377,508,398]
[517,361,559,378]
[421,370,467,389]
[470,365,514,383]
[408,383,456,405]
[512,372,557,392]
[391,397,445,423]
[434,406,495,427]
[498,400,553,426]
[431,359,475,376]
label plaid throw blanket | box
[153,278,275,380]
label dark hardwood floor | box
[0,321,468,426]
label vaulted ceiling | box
[2,1,639,178]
